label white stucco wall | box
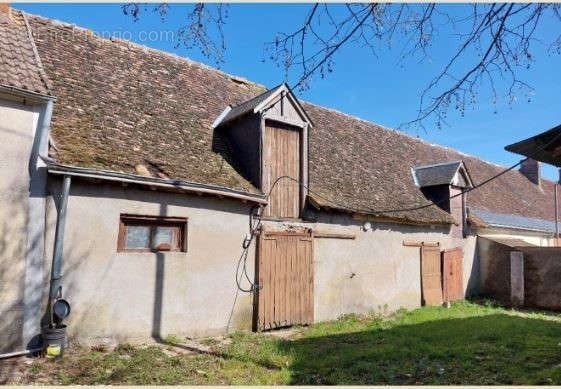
[43,178,483,344]
[261,213,477,322]
[0,96,46,352]
[44,179,257,345]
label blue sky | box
[18,3,561,181]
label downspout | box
[37,99,54,159]
[47,175,71,327]
[462,189,467,238]
[0,348,43,360]
[555,184,559,246]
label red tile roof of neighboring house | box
[0,9,51,95]
[19,11,560,226]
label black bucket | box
[42,325,67,358]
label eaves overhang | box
[468,207,557,235]
[474,222,555,235]
[505,124,561,167]
[0,84,55,103]
[45,161,268,205]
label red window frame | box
[117,214,188,253]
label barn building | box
[1,7,559,352]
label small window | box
[118,215,187,252]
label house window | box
[117,215,187,252]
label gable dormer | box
[213,83,313,219]
[412,161,473,237]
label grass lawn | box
[4,300,561,385]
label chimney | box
[520,158,541,187]
[0,3,11,24]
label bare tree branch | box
[124,3,561,130]
[123,3,228,66]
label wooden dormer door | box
[263,121,301,218]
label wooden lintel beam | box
[402,241,440,247]
[314,232,356,239]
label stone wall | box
[520,247,561,310]
[477,238,561,310]
[477,237,512,304]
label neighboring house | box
[469,207,558,247]
[1,6,560,351]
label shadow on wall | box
[276,312,561,385]
[149,198,256,345]
[151,202,167,343]
[0,186,30,354]
[44,177,255,348]
[465,235,481,298]
[211,122,260,189]
[148,198,241,343]
[61,179,251,217]
[0,180,91,382]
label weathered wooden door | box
[442,247,463,302]
[262,122,301,218]
[421,245,443,305]
[255,230,313,331]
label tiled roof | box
[27,12,263,194]
[0,10,50,95]
[412,161,463,188]
[221,84,282,124]
[304,102,561,224]
[22,11,561,226]
[469,208,558,233]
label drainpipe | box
[47,175,71,327]
[553,183,559,246]
[0,348,43,360]
[37,99,54,160]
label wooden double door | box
[255,230,313,331]
[421,246,463,305]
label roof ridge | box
[301,100,513,171]
[230,83,283,109]
[414,161,462,170]
[20,10,52,94]
[20,9,266,91]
